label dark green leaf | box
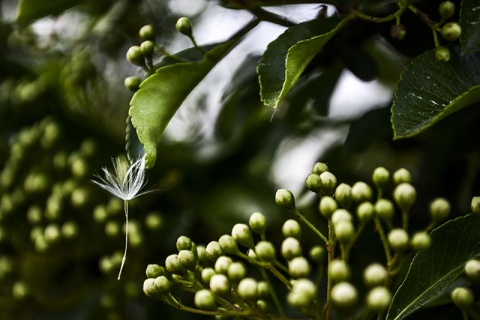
[129,41,235,169]
[391,46,480,139]
[16,0,84,25]
[258,17,349,108]
[460,0,480,53]
[387,214,480,320]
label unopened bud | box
[429,197,450,223]
[320,172,337,195]
[176,17,193,37]
[465,260,480,281]
[319,196,338,219]
[393,168,411,184]
[451,287,474,309]
[394,183,416,212]
[275,189,295,210]
[441,22,461,42]
[335,183,352,209]
[351,181,373,203]
[282,219,302,239]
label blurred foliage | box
[0,0,479,319]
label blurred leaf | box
[258,17,349,108]
[392,46,480,139]
[16,0,85,25]
[460,0,480,54]
[387,213,480,320]
[129,41,235,169]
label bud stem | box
[292,209,328,244]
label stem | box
[258,268,285,316]
[292,209,328,244]
[248,6,296,27]
[321,220,336,320]
[353,5,407,23]
[408,5,436,27]
[374,217,392,263]
[118,199,129,280]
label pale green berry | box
[471,197,480,214]
[329,260,351,282]
[309,245,326,264]
[249,212,267,234]
[319,196,338,219]
[441,22,461,42]
[312,162,329,175]
[275,189,295,210]
[165,254,184,275]
[288,279,316,308]
[366,287,392,311]
[201,268,216,284]
[176,17,193,37]
[331,282,358,308]
[255,241,276,262]
[146,264,165,278]
[140,40,154,57]
[237,278,258,300]
[394,183,416,212]
[281,237,302,261]
[124,76,141,92]
[393,168,411,184]
[178,250,197,270]
[289,257,311,278]
[153,276,171,294]
[257,281,270,298]
[196,245,209,266]
[214,256,233,274]
[143,278,156,297]
[219,234,239,254]
[357,201,375,223]
[451,287,474,309]
[465,260,480,281]
[335,183,352,209]
[320,171,337,195]
[334,221,355,244]
[436,46,451,62]
[256,299,269,312]
[351,181,373,203]
[372,167,390,189]
[375,199,395,222]
[231,223,254,248]
[194,289,217,310]
[139,24,155,41]
[410,232,431,251]
[176,235,192,251]
[227,262,246,282]
[388,229,410,251]
[210,274,231,295]
[439,1,455,19]
[205,241,223,262]
[126,46,145,66]
[331,209,352,225]
[363,263,388,287]
[305,173,322,192]
[282,219,302,239]
[429,197,450,223]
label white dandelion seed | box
[92,155,150,280]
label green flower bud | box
[196,245,209,267]
[331,209,352,225]
[140,40,154,58]
[146,264,165,278]
[366,287,392,311]
[219,234,239,254]
[331,282,358,308]
[275,189,295,210]
[281,237,302,261]
[410,232,431,251]
[465,260,480,281]
[61,221,78,239]
[471,197,480,214]
[237,278,258,300]
[436,46,451,62]
[372,167,390,189]
[139,24,155,41]
[249,212,267,234]
[194,289,217,310]
[451,287,474,309]
[257,281,270,298]
[309,245,326,264]
[334,221,355,244]
[201,268,216,283]
[335,183,352,209]
[357,201,375,223]
[394,183,416,212]
[206,240,224,261]
[320,171,337,195]
[319,196,338,219]
[178,249,197,270]
[231,223,254,248]
[329,260,351,282]
[388,229,410,251]
[312,162,329,175]
[71,187,89,208]
[210,274,231,295]
[393,168,411,184]
[282,219,302,239]
[143,278,157,297]
[154,276,171,294]
[429,197,450,223]
[44,223,61,244]
[288,279,316,309]
[441,22,461,42]
[124,76,141,92]
[176,17,193,37]
[289,256,311,278]
[93,204,108,223]
[351,181,373,203]
[227,261,246,282]
[126,46,145,66]
[375,199,395,222]
[256,299,269,312]
[390,24,406,40]
[305,173,322,192]
[363,263,388,287]
[12,281,29,300]
[255,241,276,262]
[439,1,455,19]
[165,254,184,275]
[71,157,89,179]
[145,212,163,230]
[214,256,233,274]
[176,235,192,251]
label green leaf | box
[258,17,349,108]
[16,0,84,25]
[387,214,480,320]
[391,46,480,139]
[129,41,235,169]
[460,0,480,54]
